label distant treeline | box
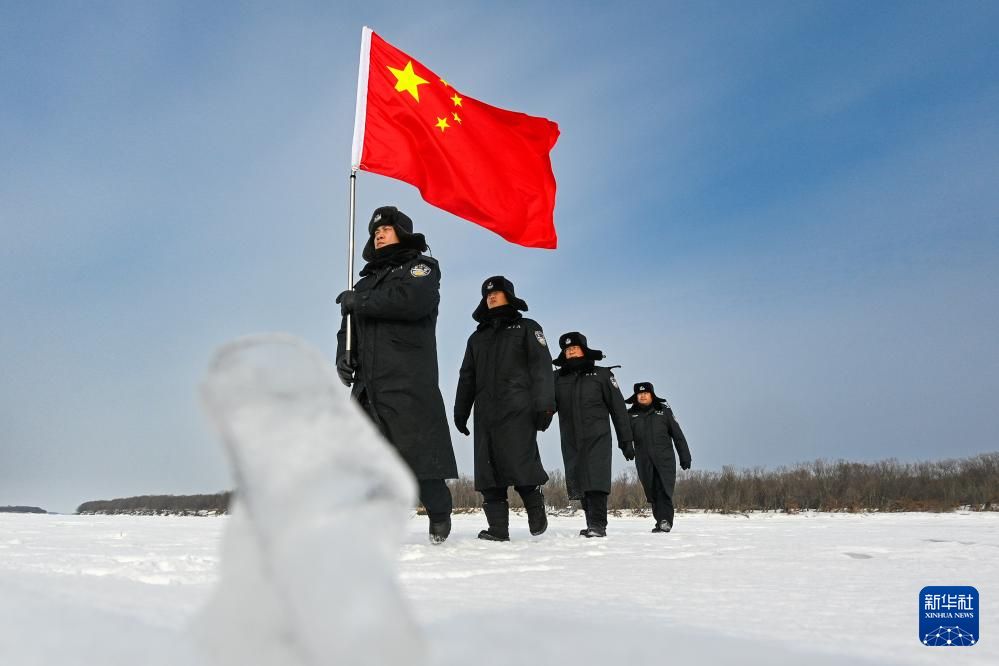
[448,452,999,513]
[77,492,231,516]
[0,506,46,514]
[74,453,998,516]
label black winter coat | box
[554,365,632,498]
[628,403,691,501]
[336,251,458,480]
[455,311,555,490]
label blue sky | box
[2,1,997,512]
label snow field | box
[1,510,996,665]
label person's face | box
[373,224,400,249]
[637,392,653,406]
[486,290,509,309]
[565,345,584,359]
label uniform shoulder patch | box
[534,330,547,346]
[410,263,432,278]
[609,375,619,389]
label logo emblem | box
[486,281,494,289]
[564,337,571,345]
[535,330,547,346]
[410,263,432,278]
[639,385,647,391]
[920,586,978,647]
[373,213,382,223]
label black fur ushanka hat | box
[552,331,605,366]
[472,275,529,322]
[361,205,428,261]
[625,381,668,405]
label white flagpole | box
[345,26,373,364]
[345,170,357,363]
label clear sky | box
[3,1,997,513]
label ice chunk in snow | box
[196,334,424,666]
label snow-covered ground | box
[7,338,992,664]
[1,510,996,665]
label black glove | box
[534,410,554,432]
[621,441,636,461]
[681,459,691,471]
[336,290,358,316]
[454,415,470,436]
[336,355,356,387]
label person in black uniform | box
[625,382,691,533]
[454,276,555,541]
[336,206,459,544]
[552,332,633,538]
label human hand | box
[534,410,554,432]
[336,356,356,387]
[335,290,358,316]
[621,441,636,461]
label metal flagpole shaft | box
[346,169,358,365]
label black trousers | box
[480,485,540,503]
[651,471,675,526]
[419,479,452,523]
[580,491,609,530]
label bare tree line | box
[73,453,997,515]
[0,506,47,514]
[77,492,231,515]
[447,452,999,513]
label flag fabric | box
[351,27,560,249]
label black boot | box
[478,499,510,541]
[421,479,453,544]
[520,486,548,536]
[429,516,451,544]
[579,496,590,536]
[582,491,608,537]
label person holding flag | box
[336,206,458,544]
[334,28,560,544]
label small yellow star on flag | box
[387,61,428,101]
[440,78,450,87]
[451,94,463,107]
[435,116,450,133]
[452,112,462,124]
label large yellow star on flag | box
[387,61,429,102]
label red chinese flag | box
[351,27,559,249]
